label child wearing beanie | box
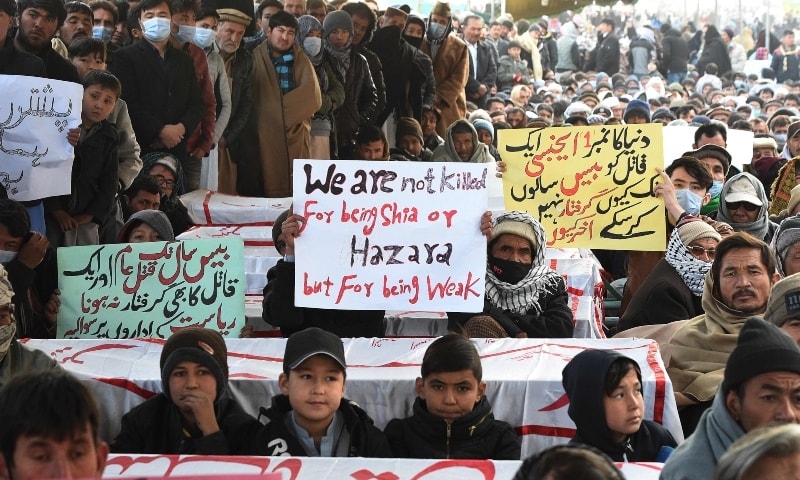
[111,328,260,454]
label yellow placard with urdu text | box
[498,124,666,250]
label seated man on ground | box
[666,233,780,436]
[661,318,800,480]
[430,119,494,163]
[448,211,573,338]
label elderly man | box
[661,318,800,480]
[462,14,497,109]
[447,211,573,338]
[666,233,781,436]
[214,8,253,194]
[716,172,778,243]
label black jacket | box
[36,43,80,83]
[6,248,58,339]
[661,28,689,74]
[244,394,391,457]
[0,36,46,76]
[109,40,202,157]
[562,349,677,462]
[595,32,620,76]
[696,28,732,77]
[384,397,521,460]
[333,50,378,154]
[111,391,261,455]
[222,44,254,153]
[44,121,119,225]
[616,259,703,333]
[262,260,385,338]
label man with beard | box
[665,233,780,436]
[420,1,467,136]
[59,1,92,47]
[367,7,434,145]
[214,8,253,194]
[239,10,320,196]
[14,0,80,82]
[0,0,45,76]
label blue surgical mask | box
[174,24,196,43]
[303,36,322,57]
[751,108,761,119]
[0,250,17,265]
[193,27,215,49]
[92,25,113,42]
[709,180,723,199]
[775,133,788,143]
[426,21,446,40]
[142,17,172,42]
[675,189,703,215]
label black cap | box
[722,318,800,394]
[283,327,346,374]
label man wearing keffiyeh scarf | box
[448,211,573,338]
[617,217,721,333]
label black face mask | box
[374,25,402,47]
[403,34,423,49]
[488,255,531,284]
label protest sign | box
[0,75,82,201]
[498,125,666,250]
[57,238,246,338]
[292,160,488,311]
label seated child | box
[244,327,390,456]
[0,370,109,479]
[118,209,175,243]
[111,328,260,454]
[43,70,120,247]
[562,349,677,462]
[384,333,521,459]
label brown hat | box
[217,8,252,26]
[160,328,228,398]
[384,6,408,20]
[753,136,778,150]
[395,117,423,142]
[789,121,800,140]
[430,1,451,18]
[683,144,732,174]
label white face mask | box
[193,27,216,49]
[92,25,114,42]
[303,36,322,57]
[0,323,15,359]
[142,17,172,42]
[174,24,196,43]
[0,250,17,265]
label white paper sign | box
[662,125,753,172]
[292,160,489,311]
[0,75,82,201]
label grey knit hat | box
[765,273,800,327]
[323,10,353,37]
[118,210,175,242]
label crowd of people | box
[9,0,800,476]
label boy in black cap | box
[244,327,390,457]
[111,328,260,454]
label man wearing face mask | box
[419,1,468,137]
[366,6,434,143]
[0,200,60,339]
[166,0,217,192]
[447,211,574,339]
[109,0,203,191]
[0,263,58,387]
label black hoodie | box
[561,349,676,462]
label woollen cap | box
[430,1,451,17]
[323,10,353,37]
[623,99,651,123]
[765,273,800,327]
[677,218,722,246]
[472,119,494,141]
[722,318,800,394]
[118,209,175,242]
[492,217,537,250]
[395,117,423,142]
[272,208,291,254]
[160,328,228,399]
[775,215,800,265]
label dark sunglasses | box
[726,201,760,212]
[686,246,716,258]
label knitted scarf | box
[485,211,563,315]
[664,228,712,297]
[324,36,351,82]
[269,48,295,95]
